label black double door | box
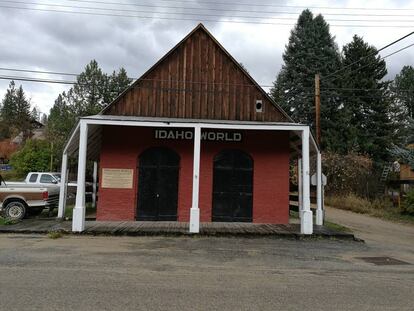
[212,150,253,222]
[137,147,180,221]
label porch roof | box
[64,114,319,161]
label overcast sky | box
[0,0,413,116]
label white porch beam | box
[189,126,201,233]
[57,152,68,219]
[92,161,98,209]
[84,118,307,132]
[301,127,313,234]
[298,158,303,218]
[315,152,324,225]
[72,121,88,232]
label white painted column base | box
[72,207,86,232]
[315,209,324,226]
[300,210,313,235]
[189,208,200,233]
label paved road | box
[0,230,413,310]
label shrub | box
[322,151,379,198]
[9,139,52,175]
[401,189,414,215]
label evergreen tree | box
[0,81,17,138]
[340,35,392,163]
[69,59,109,116]
[270,10,343,151]
[391,66,414,119]
[14,85,32,140]
[46,60,131,165]
[106,67,131,103]
[31,106,40,122]
[389,66,414,146]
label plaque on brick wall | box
[101,168,133,189]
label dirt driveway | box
[325,206,414,262]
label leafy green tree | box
[270,10,343,151]
[10,139,52,174]
[340,35,392,163]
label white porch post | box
[315,151,324,225]
[298,158,303,218]
[92,161,98,209]
[72,121,88,232]
[189,125,201,233]
[301,127,313,234]
[57,152,68,219]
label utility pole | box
[315,73,321,145]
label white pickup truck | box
[0,175,60,220]
[13,172,62,186]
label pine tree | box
[270,10,343,151]
[391,66,414,119]
[389,66,414,146]
[14,85,32,140]
[69,59,109,116]
[340,35,391,163]
[31,106,40,122]
[0,81,17,138]
[106,67,131,103]
[47,60,131,166]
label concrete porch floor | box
[0,219,356,239]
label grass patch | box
[324,220,351,233]
[48,231,63,239]
[326,194,414,224]
[290,210,351,233]
[0,216,21,226]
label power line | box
[155,0,414,11]
[2,4,414,28]
[2,72,414,96]
[0,67,79,77]
[62,0,414,17]
[3,64,414,92]
[323,31,414,82]
[4,0,414,23]
[336,42,414,81]
[0,74,77,84]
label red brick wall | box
[97,126,290,224]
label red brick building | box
[58,24,322,234]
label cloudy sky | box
[0,0,413,116]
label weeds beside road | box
[326,194,414,224]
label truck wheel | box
[4,201,26,221]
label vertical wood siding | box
[104,27,288,122]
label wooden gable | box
[102,24,291,122]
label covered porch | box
[0,219,354,239]
[57,115,324,235]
